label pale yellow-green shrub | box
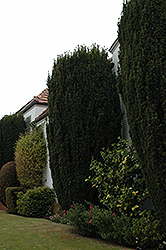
[15,126,47,189]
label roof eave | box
[20,101,48,114]
[34,110,48,124]
[109,38,119,54]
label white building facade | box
[109,39,131,141]
[18,89,53,188]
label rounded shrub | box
[0,161,20,206]
[17,186,56,218]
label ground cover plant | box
[0,211,134,250]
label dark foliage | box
[47,45,122,210]
[68,203,166,249]
[5,187,23,214]
[118,0,166,232]
[0,161,20,206]
[0,113,26,169]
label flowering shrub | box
[67,202,134,245]
[0,161,20,206]
[67,202,102,237]
[49,202,69,224]
[86,138,149,218]
[67,202,166,249]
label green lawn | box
[0,211,134,250]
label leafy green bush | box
[67,203,166,249]
[132,211,166,250]
[5,187,23,214]
[15,126,47,189]
[86,138,149,217]
[17,186,56,218]
[67,203,134,245]
[95,209,133,246]
[67,202,103,238]
[0,161,20,206]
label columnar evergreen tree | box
[0,114,26,169]
[47,45,122,210]
[118,0,166,231]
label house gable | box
[18,88,48,125]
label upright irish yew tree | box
[118,0,166,231]
[47,45,121,210]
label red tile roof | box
[35,88,48,104]
[19,88,48,113]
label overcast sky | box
[0,0,124,119]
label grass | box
[0,211,134,250]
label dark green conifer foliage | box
[47,45,122,210]
[0,114,26,169]
[118,0,166,231]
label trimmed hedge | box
[0,161,20,206]
[5,187,23,214]
[17,186,56,218]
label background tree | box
[0,113,26,169]
[118,0,166,231]
[15,126,47,189]
[47,45,122,210]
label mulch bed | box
[0,202,7,210]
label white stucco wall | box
[22,105,53,189]
[110,40,131,141]
[36,117,53,189]
[111,43,120,76]
[23,104,48,123]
